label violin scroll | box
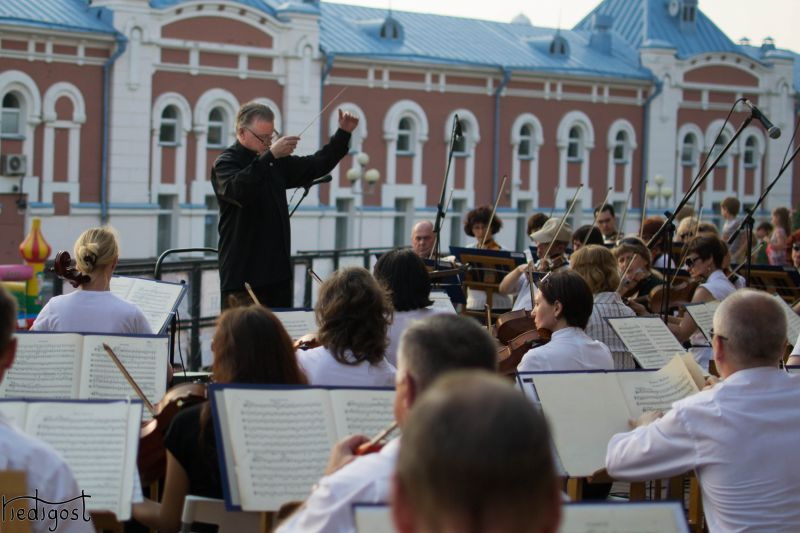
[52,250,91,288]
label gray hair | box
[235,101,274,131]
[713,289,786,366]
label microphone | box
[453,114,463,140]
[743,99,781,139]
[304,174,332,191]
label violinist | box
[571,224,604,252]
[498,217,571,312]
[641,216,676,270]
[133,305,307,532]
[594,203,619,245]
[571,245,637,369]
[517,270,613,372]
[463,206,512,312]
[667,235,737,370]
[613,237,663,301]
[32,226,151,334]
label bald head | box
[712,289,786,369]
[411,221,434,258]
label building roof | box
[574,0,741,59]
[0,0,116,35]
[319,2,651,80]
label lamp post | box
[347,152,381,248]
[645,185,658,216]
[653,174,665,209]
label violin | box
[492,309,552,375]
[643,279,700,315]
[52,250,90,287]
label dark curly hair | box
[316,267,392,365]
[373,248,433,311]
[464,205,502,237]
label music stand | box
[449,246,525,322]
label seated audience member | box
[392,371,561,533]
[517,270,613,372]
[0,285,93,533]
[463,206,512,312]
[134,305,307,532]
[571,245,637,369]
[374,248,446,367]
[594,203,619,245]
[32,226,151,334]
[606,289,800,532]
[499,217,571,312]
[410,220,434,259]
[297,267,395,386]
[277,314,497,533]
[571,224,604,252]
[720,196,745,263]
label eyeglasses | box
[793,244,800,252]
[245,127,278,146]
[684,255,700,268]
[709,327,727,342]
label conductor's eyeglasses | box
[246,127,278,146]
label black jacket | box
[211,129,351,292]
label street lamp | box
[348,152,381,247]
[653,174,665,208]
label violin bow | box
[541,185,583,262]
[481,175,508,249]
[355,421,399,455]
[584,187,613,247]
[671,205,703,286]
[617,188,634,242]
[244,282,262,306]
[615,252,640,293]
[102,343,156,416]
[639,180,649,239]
[307,268,323,284]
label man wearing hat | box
[499,217,571,311]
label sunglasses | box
[793,244,800,252]
[684,255,700,268]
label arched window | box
[743,136,758,167]
[159,105,179,145]
[207,107,226,148]
[397,117,414,154]
[453,120,467,155]
[681,133,697,165]
[518,124,534,158]
[567,126,583,161]
[613,130,628,163]
[709,133,729,167]
[1,93,21,137]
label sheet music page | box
[773,294,800,345]
[617,355,701,419]
[109,276,135,300]
[0,401,28,427]
[273,310,317,340]
[0,333,82,398]
[353,505,394,533]
[428,291,456,314]
[683,301,719,343]
[221,388,338,511]
[124,278,184,333]
[23,400,141,520]
[329,389,395,439]
[531,372,631,477]
[79,336,168,413]
[608,317,684,369]
[561,502,689,533]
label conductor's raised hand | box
[338,109,359,133]
[269,135,300,159]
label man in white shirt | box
[606,289,800,532]
[276,314,498,533]
[0,286,93,533]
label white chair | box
[179,495,261,533]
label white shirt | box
[585,292,637,369]
[510,275,535,312]
[517,327,614,372]
[276,438,399,533]
[0,413,94,533]
[385,308,445,367]
[297,346,396,387]
[31,290,152,334]
[606,367,800,532]
[690,270,737,368]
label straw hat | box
[531,217,572,243]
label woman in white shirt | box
[373,248,445,367]
[31,226,151,334]
[297,267,395,387]
[517,270,614,372]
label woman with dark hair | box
[133,305,307,532]
[571,225,604,252]
[517,270,613,372]
[298,267,396,386]
[768,206,790,266]
[613,236,663,300]
[463,206,512,312]
[373,249,446,366]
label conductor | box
[212,102,358,309]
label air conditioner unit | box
[1,154,26,176]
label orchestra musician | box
[594,203,619,245]
[571,224,604,252]
[296,267,396,387]
[32,226,151,334]
[463,206,512,313]
[133,305,307,532]
[613,237,664,316]
[392,371,561,533]
[410,220,435,259]
[277,314,497,533]
[0,285,93,533]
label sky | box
[331,0,800,54]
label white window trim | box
[41,82,86,204]
[443,109,479,196]
[556,110,594,208]
[151,92,192,203]
[510,113,544,207]
[606,119,637,202]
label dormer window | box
[549,35,569,57]
[681,5,695,23]
[380,17,402,40]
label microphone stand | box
[432,115,461,261]
[648,113,754,321]
[726,140,800,286]
[289,186,313,218]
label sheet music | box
[23,401,141,520]
[617,355,701,419]
[223,388,338,510]
[429,291,457,314]
[608,317,685,369]
[0,401,28,427]
[683,301,719,343]
[329,389,395,438]
[125,280,185,334]
[0,333,81,398]
[773,294,800,345]
[109,276,136,300]
[274,310,317,340]
[561,502,689,533]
